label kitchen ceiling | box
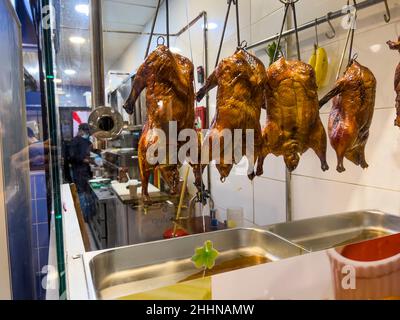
[54,0,159,87]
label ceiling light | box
[75,4,89,16]
[369,44,382,53]
[54,78,62,84]
[202,22,218,30]
[170,47,181,53]
[64,69,76,76]
[69,36,86,44]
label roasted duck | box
[196,48,267,182]
[123,45,195,203]
[260,57,329,172]
[319,59,376,172]
[386,36,400,127]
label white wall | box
[109,0,400,226]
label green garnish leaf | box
[266,41,282,65]
[191,240,219,270]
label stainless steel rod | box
[145,0,161,58]
[273,3,290,61]
[291,2,301,60]
[235,0,241,47]
[203,12,211,194]
[246,0,386,50]
[215,0,233,67]
[166,0,170,47]
[89,0,105,108]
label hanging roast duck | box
[123,45,196,203]
[260,57,329,172]
[196,48,267,182]
[386,36,400,128]
[319,58,376,172]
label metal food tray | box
[265,210,400,252]
[83,228,306,300]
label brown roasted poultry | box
[387,36,400,127]
[319,59,376,172]
[260,57,329,172]
[196,48,267,182]
[123,45,195,203]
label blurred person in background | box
[69,123,94,222]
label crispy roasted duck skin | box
[387,36,400,127]
[196,49,267,182]
[123,45,196,203]
[319,59,376,172]
[260,57,329,172]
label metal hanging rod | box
[215,0,241,67]
[61,11,206,38]
[246,0,390,50]
[145,0,162,58]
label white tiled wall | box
[109,0,400,225]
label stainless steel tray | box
[265,210,400,252]
[83,228,306,299]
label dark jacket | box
[69,136,92,193]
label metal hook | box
[279,0,299,4]
[325,12,336,39]
[383,0,391,23]
[157,36,165,46]
[314,18,319,47]
[239,40,248,49]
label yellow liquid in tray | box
[99,247,273,300]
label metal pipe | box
[61,11,206,38]
[285,170,292,222]
[273,3,290,61]
[235,0,241,47]
[348,1,358,64]
[89,0,105,108]
[291,2,301,60]
[145,0,161,58]
[215,0,233,67]
[246,0,386,50]
[203,12,211,195]
[166,0,170,47]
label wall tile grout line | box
[291,173,400,193]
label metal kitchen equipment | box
[88,182,117,249]
[83,228,307,299]
[103,148,139,181]
[265,210,400,251]
[126,202,175,244]
[88,0,125,141]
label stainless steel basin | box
[83,228,306,299]
[265,210,400,252]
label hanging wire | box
[273,0,301,61]
[335,0,357,80]
[215,0,234,67]
[184,0,207,232]
[314,18,319,48]
[166,0,170,47]
[235,0,241,47]
[273,3,290,62]
[291,1,301,60]
[348,0,358,64]
[145,0,161,58]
